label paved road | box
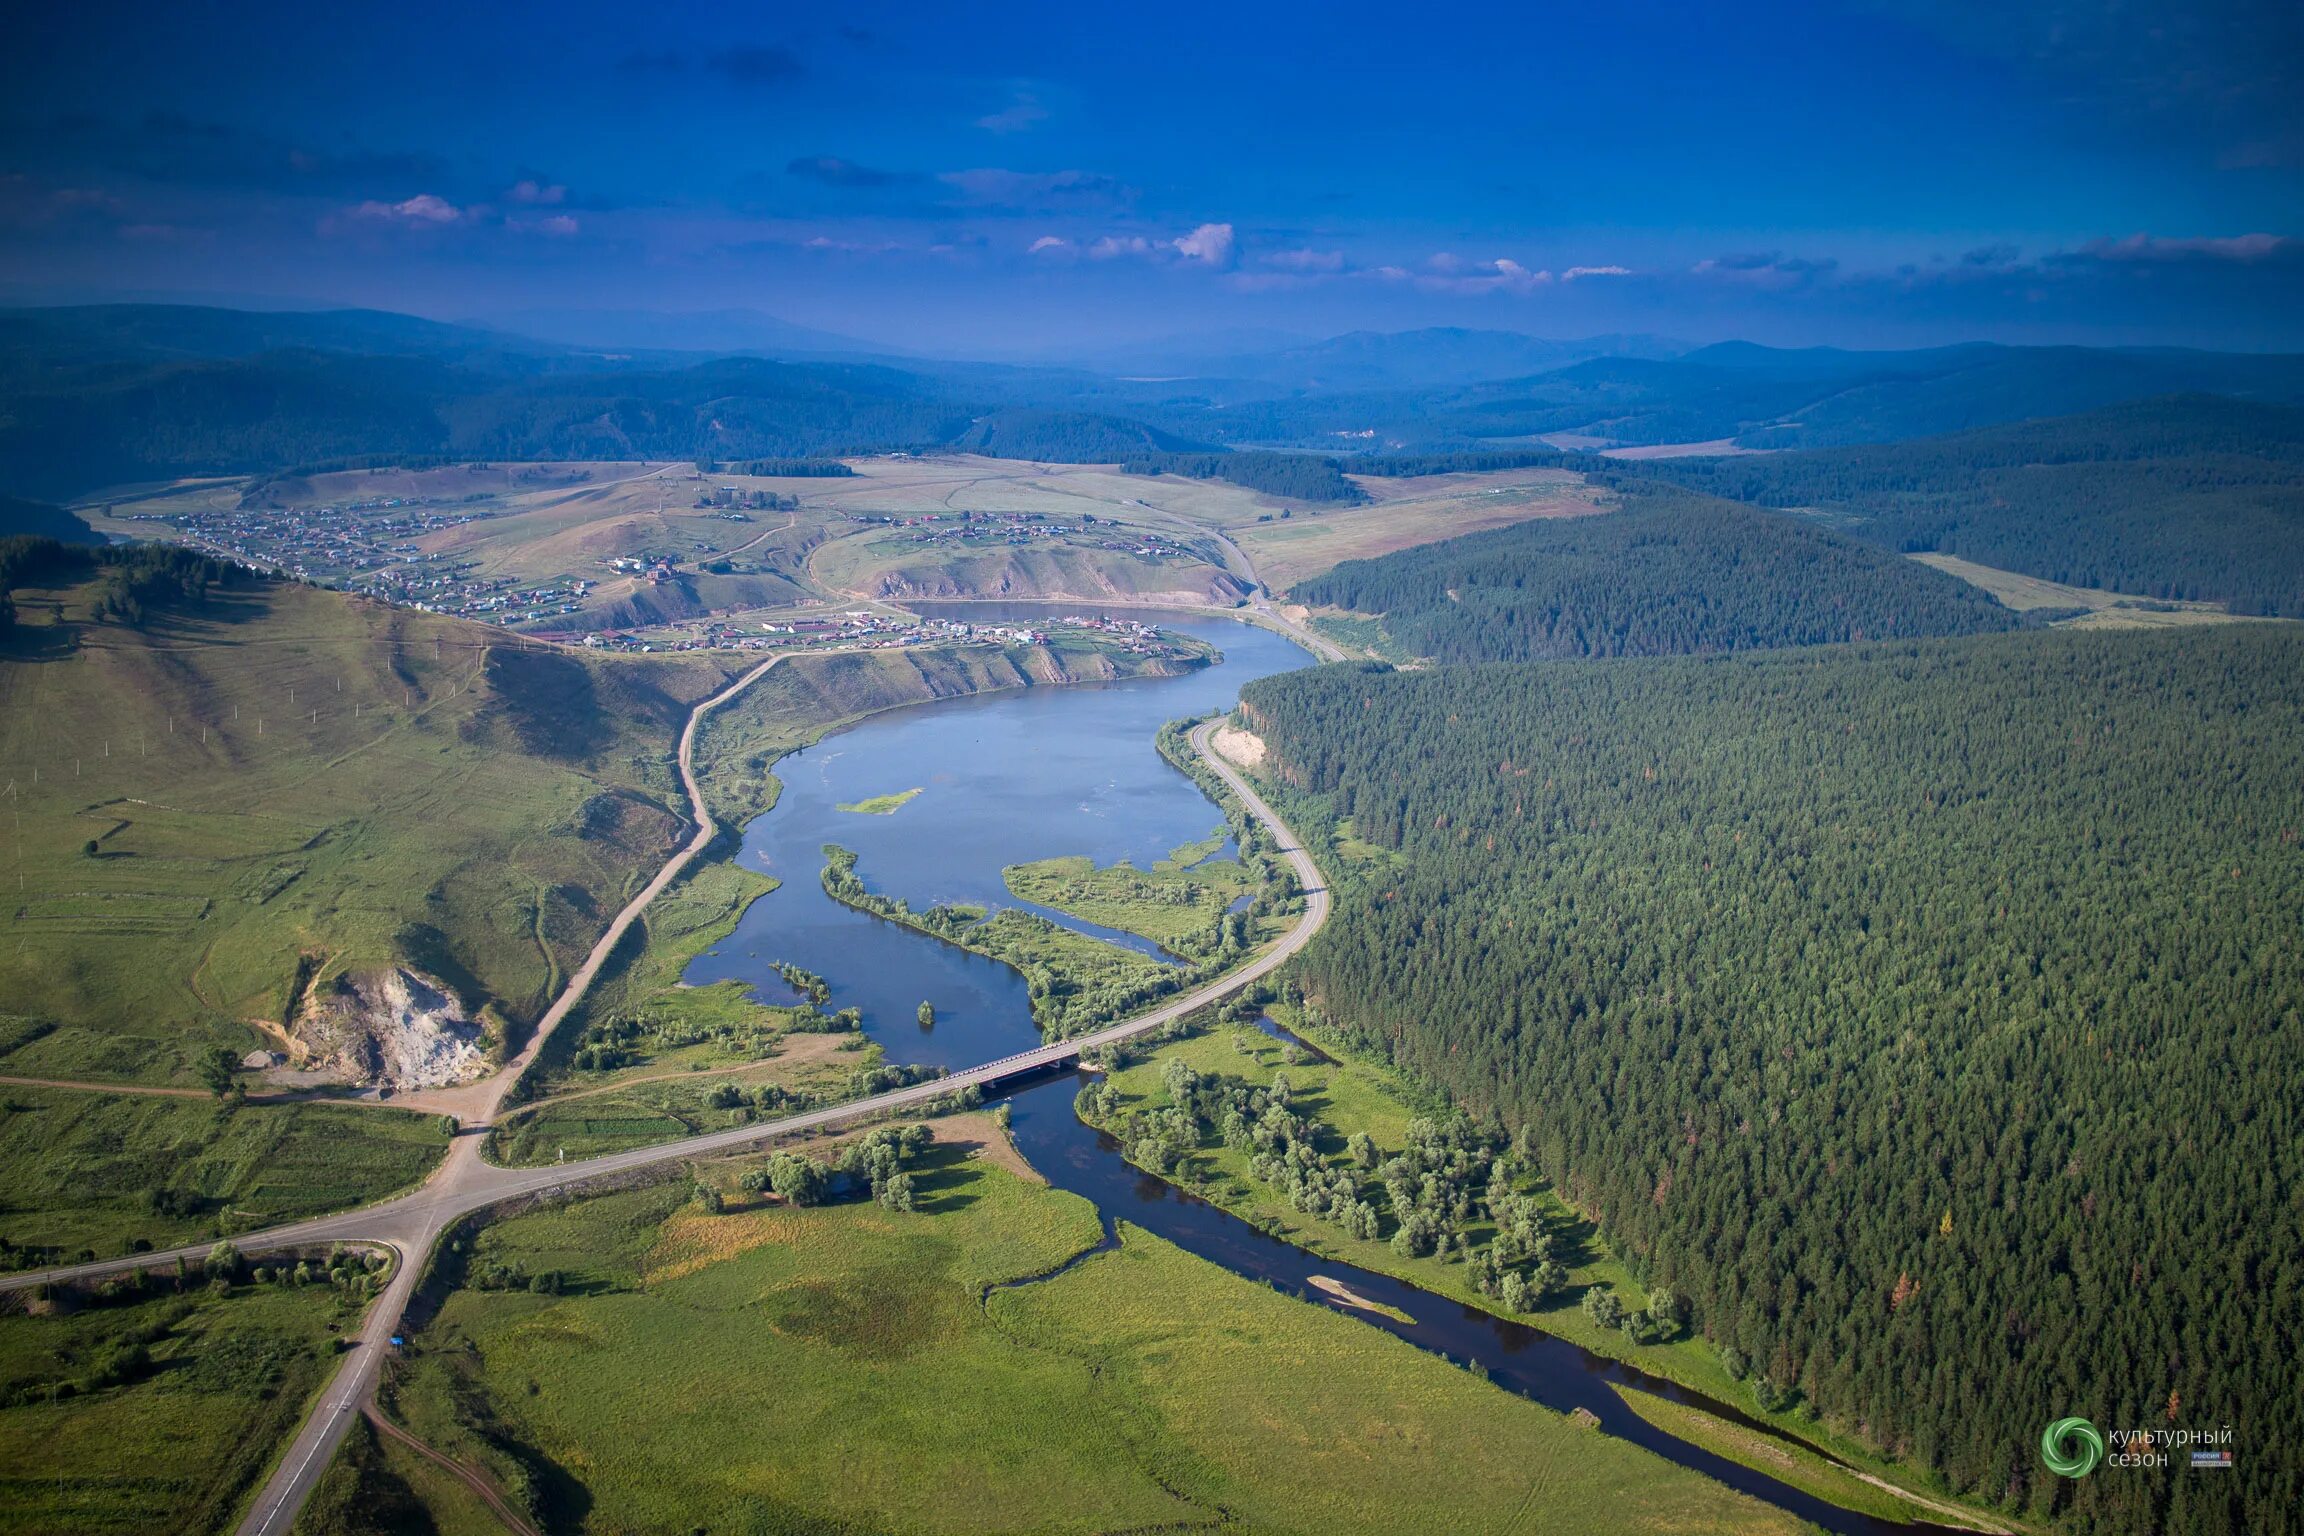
[1,713,1328,1536]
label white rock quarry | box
[292,967,492,1090]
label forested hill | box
[1242,625,2304,1535]
[0,495,98,545]
[1291,487,2021,659]
[950,408,1214,461]
[1618,396,2304,617]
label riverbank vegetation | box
[822,844,1185,1037]
[0,1268,376,1534]
[1004,833,1272,958]
[0,1088,449,1264]
[1239,624,2304,1535]
[364,1147,1801,1535]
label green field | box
[1004,834,1269,954]
[0,1274,374,1534]
[1613,1387,1957,1528]
[0,1088,449,1262]
[0,577,737,1083]
[376,1151,1800,1535]
[293,1413,510,1536]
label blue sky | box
[2,0,2299,352]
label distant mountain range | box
[1088,327,1691,390]
[5,302,2304,503]
[471,307,898,360]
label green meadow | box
[0,1275,372,1535]
[376,1149,1800,1535]
[0,1087,448,1261]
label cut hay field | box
[1909,551,2270,628]
[0,576,736,1084]
[0,1274,376,1535]
[0,1087,448,1260]
[1232,466,1603,592]
[376,1151,1800,1536]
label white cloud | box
[527,214,579,237]
[1263,247,1345,272]
[1562,264,1631,281]
[1172,222,1236,266]
[1088,234,1153,259]
[507,179,568,205]
[348,193,463,225]
[1028,234,1071,254]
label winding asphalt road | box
[3,697,1327,1535]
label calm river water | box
[688,606,1950,1536]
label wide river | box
[688,605,1947,1536]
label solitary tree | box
[204,1240,241,1283]
[917,1000,935,1028]
[196,1046,237,1100]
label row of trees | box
[1242,624,2304,1534]
[1123,450,1367,504]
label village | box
[567,607,1199,659]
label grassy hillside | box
[810,522,1247,604]
[0,571,734,1083]
[1241,624,2304,1535]
[1293,485,2021,660]
[372,1155,1800,1536]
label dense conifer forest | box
[1241,627,2304,1534]
[1293,488,2021,658]
[1620,397,2304,616]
